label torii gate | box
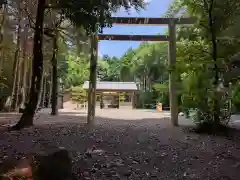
[87,17,195,126]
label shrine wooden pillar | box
[168,20,178,126]
[100,92,104,109]
[87,34,98,124]
[131,92,135,109]
[118,92,120,109]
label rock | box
[35,148,72,180]
[132,160,139,164]
[114,152,120,156]
[85,146,105,157]
[91,149,105,155]
[0,156,33,179]
[160,152,167,157]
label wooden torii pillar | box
[87,17,195,126]
[87,34,98,124]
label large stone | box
[0,148,73,180]
[35,148,72,180]
[0,156,33,179]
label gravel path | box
[1,110,240,179]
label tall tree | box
[10,0,22,111]
[50,30,59,115]
[12,0,45,130]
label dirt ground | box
[1,109,240,179]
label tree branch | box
[23,7,36,28]
[203,0,210,13]
[24,7,65,38]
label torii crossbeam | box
[87,17,196,126]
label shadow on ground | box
[1,112,240,179]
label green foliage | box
[116,42,170,108]
[120,48,136,81]
[152,83,169,107]
[119,92,126,102]
[183,0,240,34]
[64,39,170,110]
[138,91,155,109]
[57,37,69,82]
[60,0,146,34]
[97,59,109,80]
[165,0,240,130]
[164,0,188,18]
[64,53,89,88]
[71,86,86,104]
[98,55,121,81]
[232,83,240,113]
[180,69,231,128]
[181,70,212,118]
[152,83,168,93]
[175,37,232,128]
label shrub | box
[232,83,240,113]
[70,86,87,104]
[181,71,231,132]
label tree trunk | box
[10,59,19,111]
[87,34,98,124]
[0,3,6,45]
[11,0,45,130]
[20,28,29,109]
[37,70,45,109]
[15,57,22,110]
[51,32,59,115]
[42,75,47,107]
[27,56,32,99]
[48,68,52,108]
[168,20,178,126]
[20,58,28,109]
[208,0,220,125]
[0,3,6,75]
[10,2,22,111]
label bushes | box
[232,83,240,113]
[137,91,155,109]
[152,83,169,108]
[134,83,171,109]
[70,86,87,104]
[180,70,231,132]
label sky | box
[98,0,173,57]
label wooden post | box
[85,90,87,109]
[48,69,52,108]
[51,32,59,115]
[87,34,98,124]
[168,20,178,126]
[118,92,120,109]
[131,92,135,109]
[100,92,103,109]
